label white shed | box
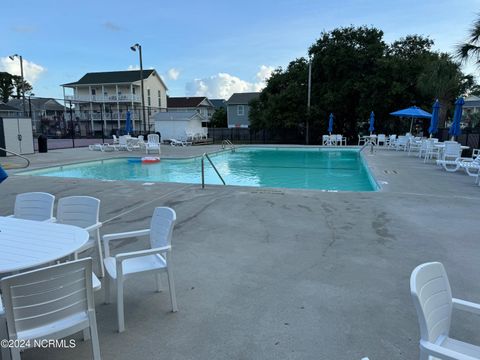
[154,111,206,140]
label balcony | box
[64,94,141,103]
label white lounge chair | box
[56,196,105,278]
[113,135,132,151]
[8,192,55,222]
[395,136,409,151]
[146,134,161,154]
[0,258,101,360]
[112,134,119,144]
[411,262,480,360]
[103,207,178,332]
[377,134,386,147]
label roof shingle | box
[62,70,155,86]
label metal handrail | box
[221,139,235,151]
[359,140,375,154]
[201,153,226,188]
[0,147,30,169]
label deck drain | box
[383,170,399,175]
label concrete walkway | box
[1,146,479,360]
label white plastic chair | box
[411,262,480,360]
[103,207,178,332]
[114,135,132,151]
[112,134,119,144]
[442,142,462,161]
[387,135,397,149]
[0,258,101,360]
[56,196,105,278]
[395,136,409,151]
[358,135,366,146]
[8,192,55,222]
[377,134,386,147]
[336,134,346,146]
[146,134,161,154]
[322,135,330,146]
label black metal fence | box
[208,127,304,144]
[435,128,480,156]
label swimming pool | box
[21,147,378,191]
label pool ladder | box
[0,147,30,169]
[201,153,226,189]
[221,139,236,152]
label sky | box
[2,0,480,101]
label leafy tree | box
[250,59,308,135]
[249,26,474,143]
[0,72,14,103]
[0,72,33,102]
[210,107,227,127]
[12,75,33,98]
[456,16,480,66]
[417,53,474,127]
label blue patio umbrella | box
[428,99,440,136]
[328,113,334,134]
[0,165,8,184]
[390,106,432,133]
[368,111,375,134]
[449,97,464,139]
[125,111,132,134]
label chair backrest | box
[14,192,55,221]
[397,136,408,145]
[390,135,397,141]
[1,258,94,338]
[148,134,160,144]
[138,135,144,142]
[444,142,461,157]
[119,136,128,145]
[336,134,343,141]
[377,134,386,141]
[113,135,118,141]
[410,262,452,343]
[149,207,176,249]
[57,196,100,228]
[323,135,329,141]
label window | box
[147,89,151,96]
[91,89,96,95]
[237,105,245,116]
[132,87,136,94]
[158,90,162,107]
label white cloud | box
[185,65,274,99]
[0,57,46,84]
[167,68,180,80]
[127,64,140,70]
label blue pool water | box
[21,147,378,191]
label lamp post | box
[306,56,312,145]
[9,54,26,117]
[130,43,147,133]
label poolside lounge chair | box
[89,144,103,151]
[437,155,480,175]
[8,192,55,222]
[113,136,132,151]
[411,262,480,360]
[395,136,409,151]
[112,135,119,144]
[377,134,386,147]
[146,134,161,154]
[103,207,178,332]
[170,138,192,147]
[0,259,101,360]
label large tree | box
[0,72,33,103]
[249,27,474,143]
[457,16,480,66]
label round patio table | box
[0,217,89,274]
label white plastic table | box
[0,217,89,274]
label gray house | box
[226,92,259,128]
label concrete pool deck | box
[1,145,480,359]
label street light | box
[306,56,312,145]
[130,43,147,133]
[9,54,26,117]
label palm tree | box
[457,16,480,65]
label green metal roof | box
[62,70,155,86]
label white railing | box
[64,94,141,103]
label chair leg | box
[104,274,111,304]
[83,328,91,341]
[96,229,105,278]
[166,268,178,312]
[88,310,101,360]
[0,317,12,360]
[117,280,125,332]
[155,273,163,292]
